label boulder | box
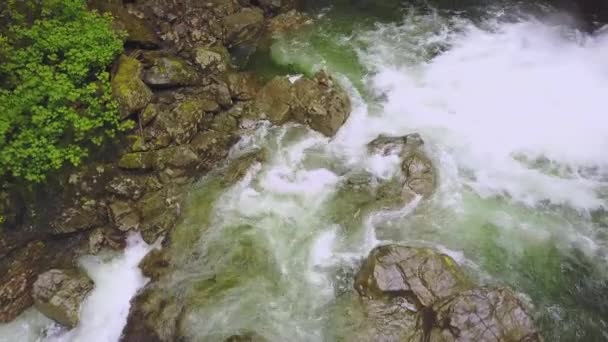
[32,269,94,328]
[250,72,351,137]
[112,55,153,118]
[143,55,203,87]
[291,71,351,137]
[352,245,541,342]
[355,245,468,306]
[251,76,294,124]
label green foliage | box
[0,0,128,183]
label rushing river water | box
[2,2,608,341]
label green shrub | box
[0,0,129,183]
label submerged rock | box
[32,269,94,328]
[112,55,153,118]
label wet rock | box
[266,10,311,35]
[291,71,351,137]
[0,241,45,322]
[194,45,231,73]
[143,55,203,87]
[112,55,153,118]
[226,72,260,101]
[353,245,541,342]
[32,269,94,328]
[367,133,436,198]
[251,72,351,137]
[139,248,170,281]
[403,151,435,198]
[223,8,264,48]
[423,287,541,342]
[355,245,468,306]
[122,287,184,342]
[108,200,141,232]
[252,76,293,124]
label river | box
[1,1,608,341]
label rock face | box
[112,55,153,118]
[250,71,351,137]
[352,245,541,342]
[32,269,94,327]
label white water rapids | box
[2,3,608,341]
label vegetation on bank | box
[0,0,128,183]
